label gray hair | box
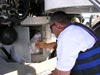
[50,11,73,25]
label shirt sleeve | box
[56,26,95,71]
[56,37,81,71]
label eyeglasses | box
[50,23,55,30]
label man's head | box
[50,11,73,25]
[49,11,73,37]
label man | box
[35,16,81,59]
[49,11,100,75]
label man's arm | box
[49,68,71,75]
[35,42,56,50]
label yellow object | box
[71,17,80,23]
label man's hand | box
[49,68,70,75]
